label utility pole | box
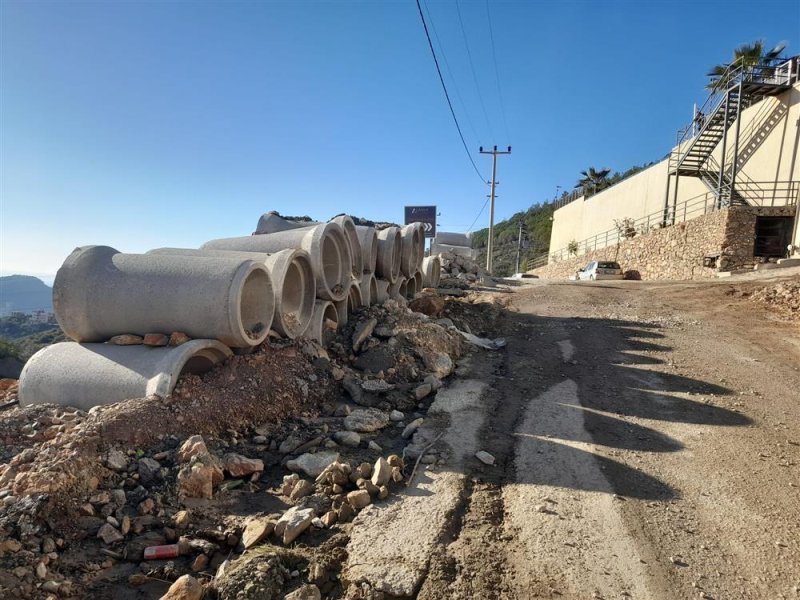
[515,222,524,274]
[480,145,512,274]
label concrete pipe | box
[301,300,339,346]
[409,222,426,271]
[434,232,472,247]
[18,340,232,411]
[421,256,441,288]
[399,225,421,278]
[203,222,351,302]
[334,282,361,328]
[355,226,378,275]
[405,274,417,299]
[54,246,273,348]
[359,273,377,306]
[254,212,313,235]
[389,276,407,300]
[376,227,401,284]
[411,271,424,297]
[147,248,314,339]
[332,215,363,283]
[375,279,390,304]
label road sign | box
[404,205,436,238]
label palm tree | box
[575,167,611,197]
[706,40,786,91]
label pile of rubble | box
[749,277,800,320]
[0,292,483,599]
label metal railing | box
[527,180,799,270]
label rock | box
[361,379,393,393]
[41,537,56,553]
[321,511,337,527]
[347,490,371,510]
[287,451,339,478]
[475,451,495,465]
[110,488,126,506]
[341,376,365,406]
[191,553,209,572]
[143,333,169,346]
[178,435,210,463]
[138,457,162,485]
[371,457,391,487]
[97,523,124,544]
[368,441,383,452]
[284,584,322,600]
[387,455,404,468]
[423,352,453,378]
[174,510,191,529]
[424,375,443,391]
[108,334,143,345]
[35,562,47,579]
[414,384,432,400]
[333,431,361,447]
[402,418,424,439]
[389,410,405,421]
[138,498,155,515]
[378,486,389,499]
[344,409,389,433]
[280,433,309,454]
[409,294,445,316]
[352,318,378,351]
[275,507,315,545]
[105,449,129,472]
[0,539,21,553]
[223,453,264,477]
[41,581,59,593]
[177,455,223,499]
[352,346,395,374]
[242,517,275,549]
[159,574,203,600]
[289,479,314,502]
[169,332,191,346]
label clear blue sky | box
[1,0,798,281]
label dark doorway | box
[754,216,793,257]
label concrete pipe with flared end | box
[332,215,363,283]
[202,222,351,302]
[147,247,314,339]
[54,246,273,348]
[355,226,378,275]
[389,276,407,300]
[301,299,339,346]
[376,227,401,283]
[375,279,390,304]
[421,256,441,288]
[18,340,232,411]
[399,225,421,278]
[359,273,377,306]
[405,274,417,299]
[409,222,426,271]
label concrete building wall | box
[549,82,800,257]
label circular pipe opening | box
[406,276,417,298]
[321,235,343,296]
[238,267,273,344]
[322,303,339,346]
[180,355,216,376]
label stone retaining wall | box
[531,205,796,281]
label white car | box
[576,261,624,281]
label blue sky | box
[1,0,798,281]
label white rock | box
[333,431,361,448]
[371,457,391,487]
[286,451,339,478]
[344,409,390,433]
[275,506,315,544]
[402,418,424,439]
[389,410,405,422]
[475,451,495,465]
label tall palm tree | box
[575,167,611,196]
[706,40,786,91]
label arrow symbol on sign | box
[422,223,433,232]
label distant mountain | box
[0,275,54,315]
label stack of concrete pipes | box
[18,213,437,410]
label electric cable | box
[485,0,510,143]
[455,0,494,140]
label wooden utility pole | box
[480,145,511,274]
[515,221,524,274]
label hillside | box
[471,202,555,276]
[0,275,53,315]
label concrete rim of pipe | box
[332,215,363,283]
[302,299,339,346]
[359,273,377,306]
[355,225,379,275]
[376,227,402,283]
[410,222,426,271]
[302,222,351,302]
[53,246,273,348]
[421,255,441,288]
[400,225,421,277]
[18,340,232,411]
[389,276,407,300]
[411,271,423,297]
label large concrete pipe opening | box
[360,273,377,306]
[147,247,313,339]
[355,226,378,275]
[54,246,273,348]
[301,300,339,346]
[333,215,363,282]
[421,256,441,288]
[203,222,349,302]
[348,282,363,314]
[405,274,417,299]
[377,227,401,283]
[18,340,232,410]
[400,225,421,278]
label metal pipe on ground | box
[421,256,441,288]
[147,248,314,339]
[54,246,273,348]
[18,340,232,410]
[355,226,378,275]
[376,227,402,283]
[202,222,351,302]
[301,300,339,346]
[359,273,377,306]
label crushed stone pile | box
[748,277,800,320]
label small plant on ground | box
[567,240,579,256]
[614,218,637,240]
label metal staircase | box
[664,56,798,218]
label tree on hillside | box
[575,167,611,197]
[706,40,786,91]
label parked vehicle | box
[575,261,624,281]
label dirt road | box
[347,275,800,600]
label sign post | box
[404,205,437,238]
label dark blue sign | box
[404,205,436,238]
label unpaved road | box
[346,275,800,600]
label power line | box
[467,196,490,233]
[455,0,493,140]
[485,0,510,143]
[415,0,486,183]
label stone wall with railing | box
[530,205,796,281]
